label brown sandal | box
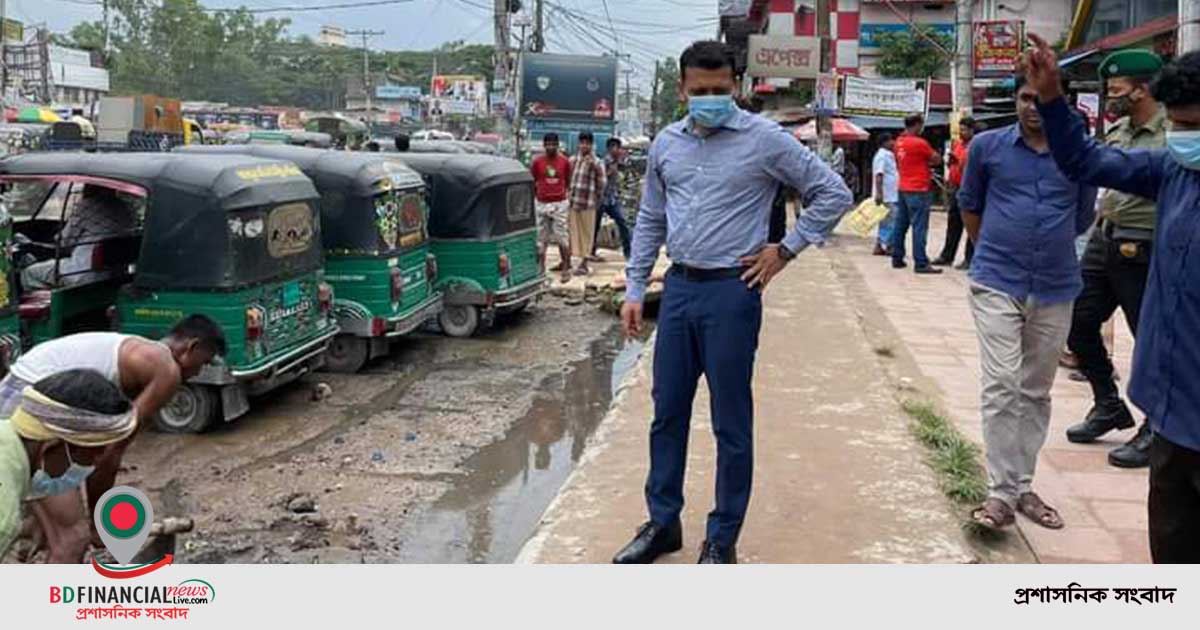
[971,498,1015,530]
[1017,492,1065,530]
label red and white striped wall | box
[765,0,861,74]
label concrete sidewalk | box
[839,212,1150,563]
[518,247,996,564]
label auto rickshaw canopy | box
[389,153,535,240]
[0,151,322,290]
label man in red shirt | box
[531,133,573,282]
[933,116,980,269]
[891,113,943,274]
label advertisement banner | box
[859,23,955,49]
[376,85,422,99]
[973,20,1025,77]
[520,52,617,121]
[430,75,487,117]
[746,35,821,79]
[841,76,928,118]
[813,74,838,115]
[1076,92,1101,133]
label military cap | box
[1099,49,1163,80]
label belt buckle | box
[1119,242,1139,258]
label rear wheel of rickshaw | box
[155,384,221,434]
[324,334,370,373]
[439,305,480,338]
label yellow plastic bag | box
[840,198,891,238]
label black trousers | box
[1149,434,1200,563]
[937,191,974,263]
[1066,228,1152,402]
[768,187,787,244]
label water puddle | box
[396,326,648,563]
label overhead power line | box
[208,0,418,13]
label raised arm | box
[1024,33,1166,201]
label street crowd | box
[863,40,1199,561]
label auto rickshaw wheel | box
[155,384,221,434]
[324,334,370,373]
[439,305,480,338]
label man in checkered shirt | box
[566,131,607,276]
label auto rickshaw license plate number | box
[283,282,301,307]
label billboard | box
[376,85,422,99]
[747,35,820,79]
[430,74,487,117]
[841,76,929,118]
[520,53,617,122]
[859,23,955,49]
[973,20,1025,78]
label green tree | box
[652,57,681,132]
[876,28,955,79]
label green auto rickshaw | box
[305,115,367,150]
[180,145,442,372]
[0,152,338,432]
[389,153,547,337]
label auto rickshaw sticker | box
[398,194,426,248]
[235,163,303,182]
[267,203,314,257]
[375,195,400,250]
[0,275,8,308]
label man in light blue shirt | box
[871,133,899,255]
[614,41,852,565]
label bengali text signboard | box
[841,76,928,118]
[746,35,821,79]
[973,20,1025,78]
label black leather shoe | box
[914,266,943,275]
[1066,399,1135,443]
[1108,423,1153,469]
[697,541,737,564]
[612,520,682,564]
[954,260,971,271]
[891,260,907,269]
[930,256,952,267]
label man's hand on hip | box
[740,244,790,290]
[621,301,644,338]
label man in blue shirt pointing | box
[1023,33,1200,563]
[614,41,852,564]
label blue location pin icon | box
[94,486,154,564]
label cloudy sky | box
[19,0,719,90]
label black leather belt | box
[670,264,746,281]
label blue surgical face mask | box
[1167,130,1200,170]
[28,443,95,499]
[688,94,736,129]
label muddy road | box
[118,297,637,563]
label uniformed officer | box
[1064,50,1166,469]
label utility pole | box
[815,0,832,163]
[649,60,660,137]
[1182,0,1200,55]
[954,0,973,117]
[103,0,111,55]
[493,0,511,90]
[0,0,7,95]
[534,0,545,53]
[347,29,384,126]
[513,16,530,160]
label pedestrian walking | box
[958,74,1097,533]
[1024,35,1200,563]
[615,40,851,564]
[932,116,979,269]
[891,113,944,274]
[531,133,573,283]
[871,133,898,256]
[567,131,606,276]
[1063,50,1166,470]
[590,137,632,260]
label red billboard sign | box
[974,20,1025,78]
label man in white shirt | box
[871,133,899,255]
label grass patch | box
[903,400,987,505]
